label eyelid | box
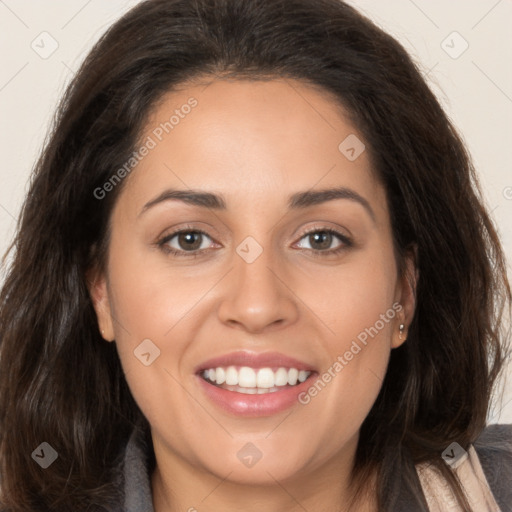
[295,222,352,241]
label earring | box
[399,324,405,340]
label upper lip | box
[195,350,316,373]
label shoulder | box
[474,423,512,512]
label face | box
[90,78,415,487]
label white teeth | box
[256,368,274,388]
[298,370,309,383]
[238,367,256,387]
[225,366,238,386]
[201,365,312,389]
[287,368,298,385]
[274,367,289,386]
[225,385,281,394]
[216,367,226,385]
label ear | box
[86,266,115,342]
[392,245,418,349]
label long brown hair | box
[0,0,510,510]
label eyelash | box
[156,225,353,259]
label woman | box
[0,0,510,510]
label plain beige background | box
[0,0,511,422]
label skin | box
[89,78,416,512]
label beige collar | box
[416,444,501,511]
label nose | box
[217,244,300,333]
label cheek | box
[296,241,398,348]
[104,238,225,416]
[295,244,397,420]
[105,248,199,440]
[102,237,189,387]
[106,235,212,340]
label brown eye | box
[175,232,204,251]
[159,229,214,256]
[296,228,350,253]
[307,231,334,250]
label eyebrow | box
[139,186,376,222]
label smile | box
[201,366,312,394]
[195,351,318,416]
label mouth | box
[194,351,318,416]
[199,365,313,394]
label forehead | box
[115,78,388,223]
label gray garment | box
[123,424,154,512]
[122,423,512,512]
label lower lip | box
[196,373,316,417]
